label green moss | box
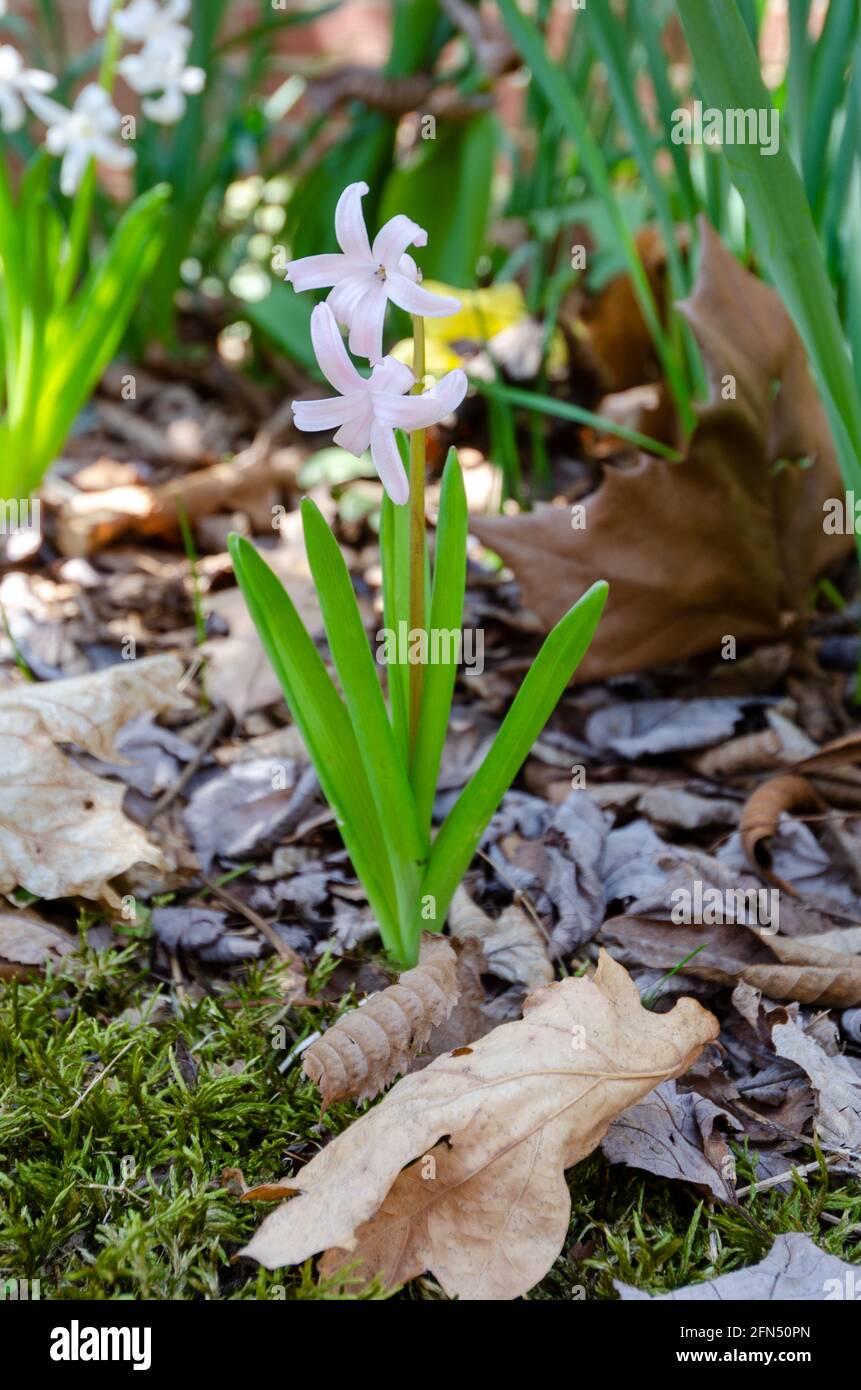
[2,943,858,1300]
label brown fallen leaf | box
[447,884,553,990]
[303,936,459,1110]
[0,911,75,980]
[471,221,851,678]
[741,774,826,886]
[771,1019,861,1152]
[601,1079,741,1202]
[241,951,718,1300]
[0,655,187,899]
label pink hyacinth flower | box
[284,181,460,364]
[292,304,468,506]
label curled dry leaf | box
[0,655,188,899]
[470,222,851,677]
[601,1079,742,1202]
[772,1020,861,1152]
[242,952,718,1300]
[741,774,826,885]
[303,935,459,1110]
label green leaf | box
[497,0,695,433]
[300,500,429,926]
[411,449,467,832]
[418,579,608,936]
[227,533,402,954]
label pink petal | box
[386,271,460,319]
[398,252,419,281]
[310,303,365,395]
[292,393,361,432]
[334,408,373,455]
[370,422,410,505]
[335,182,372,262]
[327,271,376,326]
[370,357,416,396]
[346,283,388,364]
[286,253,356,293]
[372,214,427,270]
[373,368,468,430]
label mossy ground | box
[2,939,860,1301]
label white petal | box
[292,394,358,433]
[372,213,427,270]
[0,88,24,133]
[334,181,372,262]
[92,133,136,169]
[370,357,415,396]
[327,271,376,326]
[310,302,365,396]
[22,69,57,94]
[333,408,373,455]
[386,271,460,319]
[25,89,70,127]
[285,253,356,294]
[346,283,388,364]
[60,144,91,196]
[370,422,409,505]
[89,0,114,31]
[398,252,419,281]
[181,66,206,95]
[374,368,467,430]
[143,89,186,124]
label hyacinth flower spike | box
[230,182,607,967]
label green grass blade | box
[227,533,401,953]
[418,579,607,935]
[475,380,682,460]
[411,450,467,833]
[497,0,695,434]
[677,0,861,505]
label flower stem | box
[407,315,426,766]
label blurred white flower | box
[0,45,57,133]
[28,84,135,196]
[90,0,119,31]
[119,36,204,124]
[114,0,191,48]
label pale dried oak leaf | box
[242,951,718,1299]
[0,655,188,899]
[303,935,459,1109]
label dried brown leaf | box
[302,935,459,1110]
[242,952,718,1299]
[0,655,187,899]
[471,222,851,677]
[741,774,826,883]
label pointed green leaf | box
[227,533,401,953]
[418,580,608,935]
[411,449,467,832]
